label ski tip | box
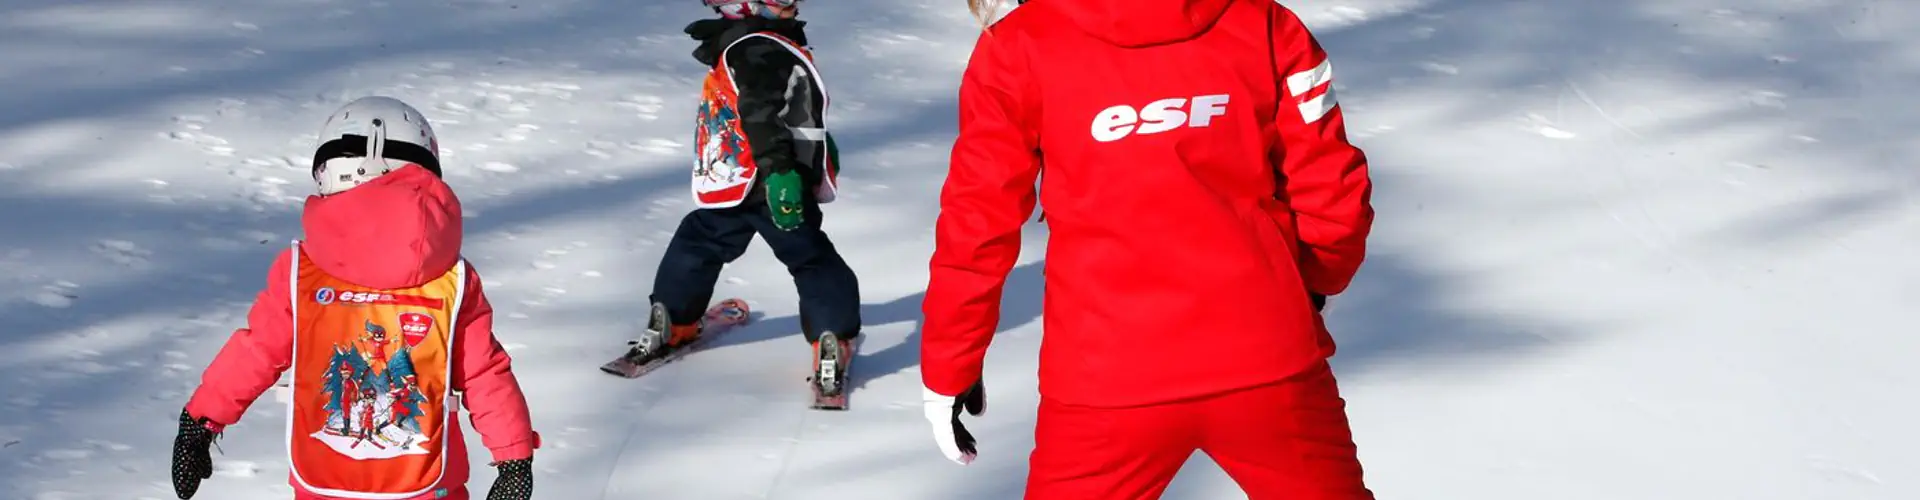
[705,298,753,327]
[717,297,750,314]
[600,362,645,379]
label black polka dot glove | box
[486,458,533,500]
[171,409,218,499]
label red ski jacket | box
[921,0,1374,407]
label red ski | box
[600,298,751,379]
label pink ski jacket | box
[185,165,538,499]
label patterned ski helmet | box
[703,0,800,19]
[310,96,442,196]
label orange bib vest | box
[287,242,465,499]
[691,31,840,208]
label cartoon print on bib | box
[693,76,754,207]
[311,319,431,458]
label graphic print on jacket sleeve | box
[289,243,466,498]
[1284,58,1336,124]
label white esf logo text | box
[314,287,396,305]
[1090,94,1230,142]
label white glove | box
[922,381,985,465]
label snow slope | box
[1,0,1915,498]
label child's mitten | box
[487,458,534,500]
[171,409,218,499]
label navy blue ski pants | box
[648,198,861,342]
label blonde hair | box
[967,0,1000,28]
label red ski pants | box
[1023,362,1374,500]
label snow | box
[0,0,1916,498]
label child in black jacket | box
[619,0,860,393]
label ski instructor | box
[918,0,1378,498]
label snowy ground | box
[1,0,1916,498]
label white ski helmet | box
[311,96,441,196]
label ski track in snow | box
[2,0,1918,499]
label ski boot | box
[809,331,855,410]
[617,302,701,366]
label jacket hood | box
[300,164,463,289]
[1061,0,1232,47]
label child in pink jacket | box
[170,96,538,500]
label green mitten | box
[764,170,805,231]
